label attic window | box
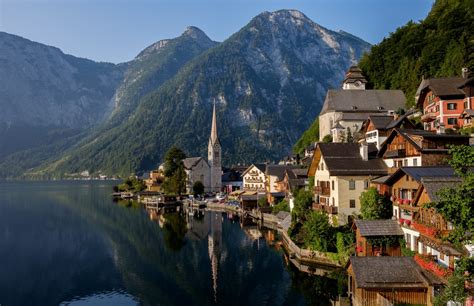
[351,106,358,110]
[377,106,384,110]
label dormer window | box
[352,106,358,110]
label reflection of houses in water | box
[208,211,223,303]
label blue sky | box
[0,0,434,63]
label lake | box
[0,181,345,306]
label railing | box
[421,112,436,122]
[385,148,406,158]
[313,203,338,214]
[313,186,330,196]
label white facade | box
[184,158,211,193]
[243,165,266,192]
[383,156,422,168]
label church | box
[183,103,222,193]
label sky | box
[0,0,434,64]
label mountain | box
[0,32,125,159]
[359,0,474,106]
[0,27,218,178]
[35,9,370,178]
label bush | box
[301,210,332,252]
[359,187,392,220]
[273,199,290,213]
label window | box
[350,199,356,208]
[349,180,355,190]
[447,118,457,125]
[413,159,418,166]
[406,234,411,247]
[363,180,369,190]
[404,159,408,166]
[447,103,457,110]
[332,181,334,190]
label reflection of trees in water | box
[162,213,188,251]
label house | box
[265,165,299,204]
[458,77,474,129]
[221,167,244,193]
[348,256,444,306]
[319,66,406,142]
[377,128,470,170]
[359,112,416,149]
[144,169,164,192]
[242,164,266,192]
[416,68,471,132]
[275,168,308,211]
[411,176,465,270]
[459,109,474,129]
[353,220,404,257]
[308,142,387,225]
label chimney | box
[462,67,469,79]
[360,141,368,161]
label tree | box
[434,258,473,306]
[163,146,186,177]
[192,181,204,196]
[162,146,187,195]
[346,127,354,143]
[322,134,333,143]
[258,196,268,208]
[429,145,474,246]
[273,199,290,213]
[292,189,313,222]
[301,210,332,252]
[359,187,392,220]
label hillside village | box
[139,65,474,306]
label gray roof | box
[370,175,391,184]
[182,157,207,169]
[416,77,466,98]
[320,89,406,115]
[319,143,387,176]
[350,257,443,288]
[367,115,394,129]
[385,166,457,185]
[266,165,299,180]
[355,219,404,237]
[420,177,463,202]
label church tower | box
[208,103,222,192]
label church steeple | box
[208,102,222,192]
[210,102,219,145]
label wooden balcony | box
[313,203,338,214]
[385,148,406,158]
[421,112,436,122]
[313,186,330,196]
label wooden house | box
[359,111,416,149]
[412,177,464,270]
[348,256,444,306]
[377,128,470,171]
[353,220,404,257]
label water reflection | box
[0,182,346,306]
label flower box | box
[414,254,452,278]
[412,222,439,238]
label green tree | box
[258,196,268,208]
[346,127,354,143]
[292,189,313,222]
[322,134,333,143]
[273,199,290,213]
[163,146,186,177]
[429,145,474,246]
[434,258,474,306]
[192,181,204,196]
[302,210,332,252]
[293,118,319,155]
[359,187,392,220]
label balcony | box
[313,186,330,196]
[313,203,338,214]
[385,148,406,158]
[421,112,436,122]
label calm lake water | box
[0,181,345,306]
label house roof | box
[416,77,466,98]
[320,89,406,115]
[266,165,299,180]
[367,115,394,129]
[370,175,391,184]
[342,66,368,84]
[460,109,474,118]
[318,143,387,176]
[384,166,457,185]
[182,157,207,169]
[355,219,404,237]
[289,178,306,191]
[350,256,443,288]
[419,177,463,203]
[242,163,266,176]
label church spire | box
[210,102,219,145]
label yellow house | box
[308,142,387,225]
